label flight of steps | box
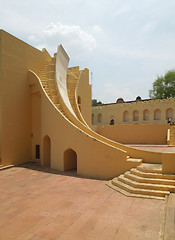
[38,56,83,123]
[38,56,67,117]
[107,163,175,200]
[67,68,81,120]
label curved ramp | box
[29,44,175,180]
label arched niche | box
[154,109,161,120]
[133,110,139,121]
[143,109,149,121]
[97,113,102,123]
[123,111,129,122]
[166,108,173,119]
[64,148,77,171]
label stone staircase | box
[38,56,84,123]
[67,68,82,120]
[38,55,68,118]
[107,163,175,200]
[36,51,166,177]
[37,59,148,170]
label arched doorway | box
[143,109,149,121]
[154,109,161,120]
[97,113,102,123]
[133,110,139,121]
[166,108,173,119]
[123,111,129,122]
[43,135,51,167]
[110,119,114,125]
[64,148,77,171]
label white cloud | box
[93,25,102,32]
[37,22,96,58]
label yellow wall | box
[0,30,2,164]
[96,124,169,144]
[76,68,92,127]
[31,94,41,161]
[92,98,175,126]
[0,30,51,165]
[1,29,175,179]
[38,89,128,179]
[162,153,175,174]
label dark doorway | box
[36,145,40,159]
[64,148,77,171]
[110,119,114,125]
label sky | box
[1,0,175,103]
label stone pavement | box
[126,144,175,153]
[0,163,166,240]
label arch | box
[97,113,102,123]
[154,109,161,120]
[143,109,149,121]
[166,108,173,119]
[43,135,51,167]
[64,148,77,171]
[133,110,139,121]
[123,111,129,122]
[77,96,81,104]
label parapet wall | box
[92,98,175,126]
[96,124,169,144]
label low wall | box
[96,124,169,144]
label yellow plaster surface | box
[1,29,175,179]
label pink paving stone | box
[126,144,175,153]
[0,163,166,240]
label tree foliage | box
[92,99,103,106]
[92,99,98,106]
[149,70,175,99]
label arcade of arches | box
[92,98,175,126]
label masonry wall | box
[96,124,169,144]
[92,98,175,126]
[0,31,2,164]
[76,68,92,127]
[0,30,51,165]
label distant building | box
[92,96,175,126]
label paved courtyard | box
[126,144,175,153]
[0,163,166,240]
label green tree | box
[149,70,175,99]
[92,99,98,106]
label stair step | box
[111,178,170,197]
[131,168,175,180]
[48,83,56,90]
[50,90,57,95]
[137,163,162,173]
[106,181,165,200]
[52,96,59,104]
[127,158,142,163]
[47,64,55,71]
[118,175,175,192]
[124,171,175,186]
[55,103,61,107]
